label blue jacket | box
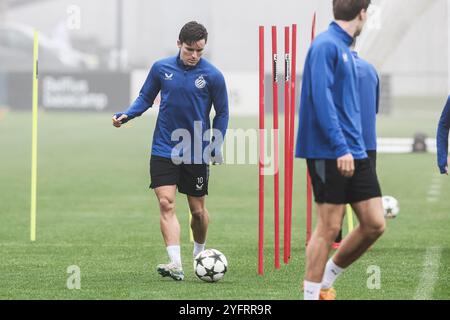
[296,22,367,160]
[353,51,379,151]
[123,54,229,164]
[437,96,450,173]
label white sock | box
[193,241,205,258]
[166,245,182,268]
[321,259,345,289]
[303,280,322,300]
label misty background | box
[0,0,448,113]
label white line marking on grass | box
[414,247,442,300]
[427,173,442,203]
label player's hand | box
[112,113,128,128]
[337,153,354,178]
[211,153,223,165]
[210,148,223,165]
[438,163,448,175]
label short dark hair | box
[179,21,208,45]
[333,0,371,21]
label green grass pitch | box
[0,98,449,299]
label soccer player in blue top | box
[353,51,380,166]
[112,21,229,281]
[437,95,450,175]
[333,46,380,248]
[295,0,385,300]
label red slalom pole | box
[271,26,280,270]
[306,12,316,246]
[283,26,290,265]
[258,26,265,276]
[287,24,297,260]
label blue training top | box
[353,51,379,152]
[437,95,450,173]
[295,22,367,160]
[122,54,229,164]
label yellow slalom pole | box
[189,210,194,243]
[30,30,39,242]
[346,205,354,233]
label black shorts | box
[307,157,382,205]
[367,150,377,169]
[149,156,209,197]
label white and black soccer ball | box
[382,195,400,219]
[193,249,228,282]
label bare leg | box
[187,195,209,244]
[332,197,385,268]
[154,185,179,246]
[305,203,345,282]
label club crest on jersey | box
[342,53,349,62]
[164,73,174,80]
[195,75,206,89]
